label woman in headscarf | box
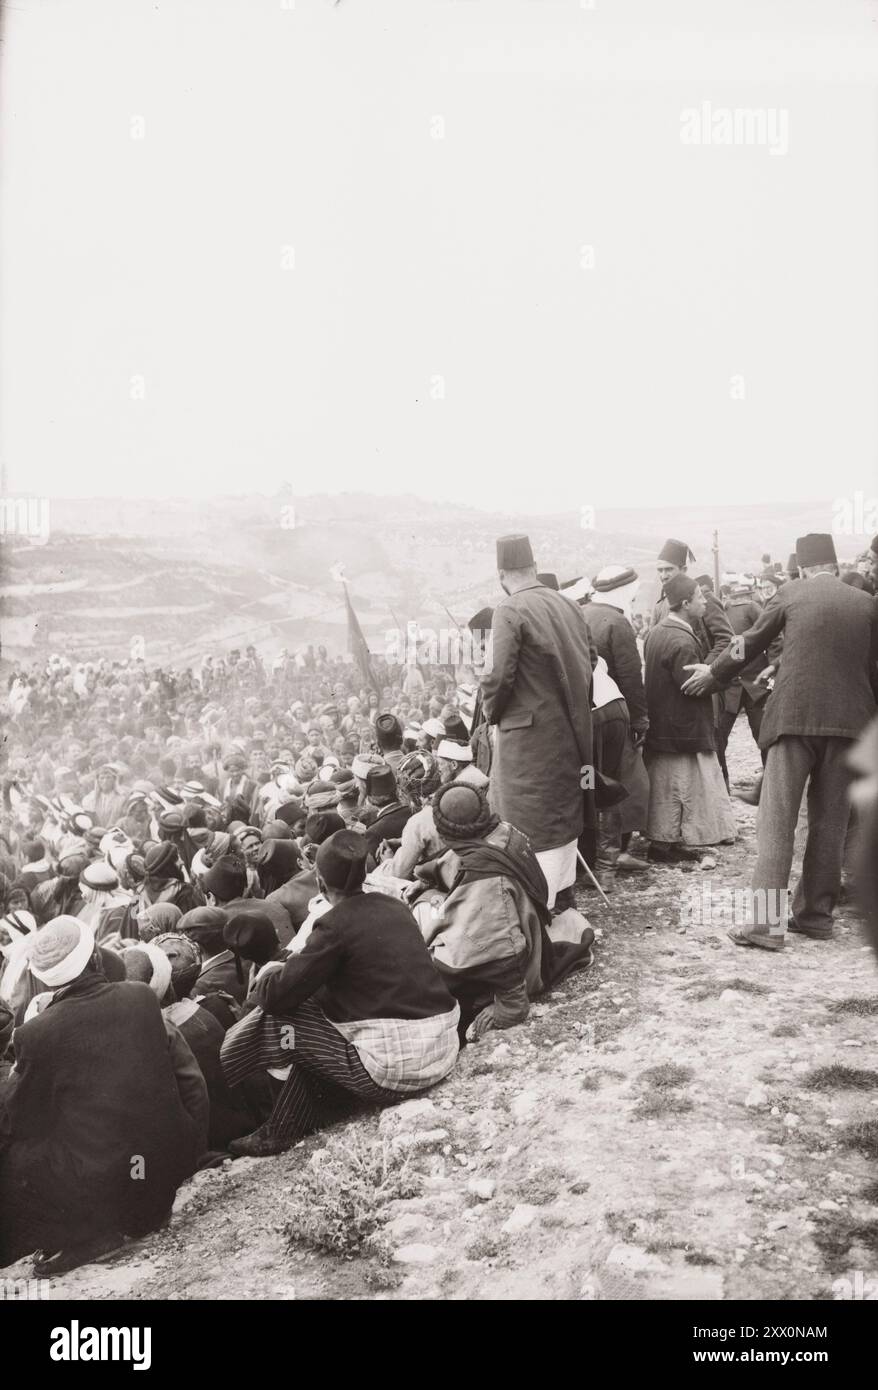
[137,900,183,942]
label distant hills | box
[0,492,865,666]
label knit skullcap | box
[433,783,497,843]
[144,841,179,877]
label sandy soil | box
[3,724,877,1302]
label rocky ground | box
[4,724,877,1302]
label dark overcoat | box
[710,577,878,748]
[479,583,593,851]
[0,974,202,1263]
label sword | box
[575,848,613,912]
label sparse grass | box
[684,1250,717,1266]
[812,1214,878,1272]
[633,1061,695,1119]
[804,1066,878,1092]
[839,1120,878,1160]
[771,1022,800,1038]
[634,1094,695,1119]
[828,997,878,1017]
[466,1234,501,1262]
[604,1210,637,1238]
[515,1164,569,1206]
[282,1130,421,1257]
[363,1264,404,1291]
[861,1180,878,1205]
[640,1063,695,1089]
[686,977,771,1002]
[580,1073,601,1091]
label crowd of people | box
[1,526,877,1276]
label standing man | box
[480,534,594,912]
[652,538,734,662]
[715,578,782,802]
[682,533,878,949]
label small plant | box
[839,1120,878,1160]
[828,997,878,1017]
[283,1130,421,1257]
[639,1063,694,1089]
[804,1066,878,1092]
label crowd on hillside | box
[1,530,876,1277]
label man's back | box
[714,577,878,747]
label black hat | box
[795,533,837,568]
[366,765,396,799]
[786,552,800,577]
[664,574,697,608]
[468,606,494,632]
[202,854,247,904]
[870,534,878,558]
[179,906,228,953]
[223,912,279,967]
[496,534,534,569]
[304,810,346,845]
[315,830,368,893]
[537,573,559,590]
[274,796,304,826]
[658,538,695,568]
[693,574,713,590]
[441,713,470,743]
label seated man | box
[414,783,594,1041]
[0,916,207,1273]
[220,831,460,1157]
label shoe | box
[228,1124,292,1158]
[787,920,833,941]
[669,845,703,862]
[647,844,675,864]
[616,852,649,873]
[727,927,784,952]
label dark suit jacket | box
[708,576,878,748]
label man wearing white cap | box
[481,535,594,911]
[0,915,207,1272]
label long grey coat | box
[479,583,594,851]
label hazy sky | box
[2,0,877,516]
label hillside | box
[0,493,863,666]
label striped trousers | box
[220,1000,398,1145]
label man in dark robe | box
[480,534,594,911]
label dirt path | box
[5,726,877,1302]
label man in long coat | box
[479,534,594,910]
[682,533,878,948]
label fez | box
[657,538,696,568]
[795,533,837,568]
[496,534,534,570]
